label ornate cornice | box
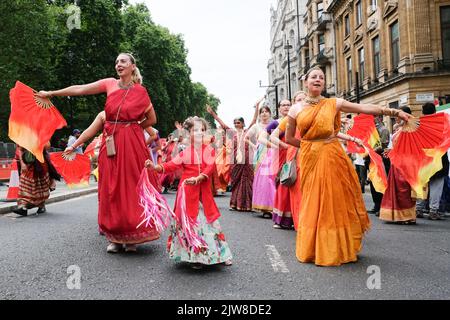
[383,0,398,19]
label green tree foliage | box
[0,0,219,144]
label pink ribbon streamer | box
[176,183,207,252]
[136,168,175,233]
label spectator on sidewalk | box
[67,129,83,154]
[416,103,449,220]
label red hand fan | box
[8,81,67,163]
[389,113,450,198]
[366,146,388,194]
[49,152,91,188]
[84,136,102,159]
[347,114,381,153]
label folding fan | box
[389,113,450,198]
[9,81,67,163]
[365,145,388,194]
[347,114,381,154]
[49,152,91,188]
[84,136,102,159]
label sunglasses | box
[234,122,242,124]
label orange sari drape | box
[295,98,370,266]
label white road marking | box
[265,245,289,273]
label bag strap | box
[110,88,131,137]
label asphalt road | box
[0,191,449,300]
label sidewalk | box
[0,179,98,214]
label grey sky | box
[131,0,275,127]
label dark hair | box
[234,117,245,126]
[400,106,412,115]
[422,102,436,115]
[278,100,291,108]
[259,106,271,115]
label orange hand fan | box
[84,136,102,159]
[9,81,67,163]
[365,145,388,194]
[49,152,91,188]
[389,113,450,198]
[347,114,381,153]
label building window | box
[441,6,450,66]
[291,73,297,92]
[305,49,310,70]
[358,48,365,84]
[370,0,378,12]
[317,2,324,20]
[356,1,362,26]
[279,53,283,70]
[390,21,400,69]
[372,36,380,77]
[345,15,350,37]
[289,30,296,48]
[347,57,352,89]
[318,34,325,54]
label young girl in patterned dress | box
[146,117,233,269]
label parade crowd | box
[11,53,449,268]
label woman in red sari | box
[379,106,417,224]
[37,53,159,253]
[206,101,261,211]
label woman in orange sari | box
[285,67,411,266]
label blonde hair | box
[183,116,210,132]
[118,52,143,84]
[292,90,307,103]
[304,66,324,81]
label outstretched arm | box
[64,111,105,154]
[336,132,363,146]
[269,127,289,149]
[206,105,230,130]
[337,99,412,122]
[36,79,107,98]
[247,97,264,130]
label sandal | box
[224,260,233,266]
[36,206,46,214]
[12,207,27,216]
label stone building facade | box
[299,0,337,96]
[328,0,450,127]
[267,0,308,114]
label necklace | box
[118,80,134,90]
[304,95,324,105]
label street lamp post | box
[355,71,360,103]
[284,40,293,101]
[259,81,279,118]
